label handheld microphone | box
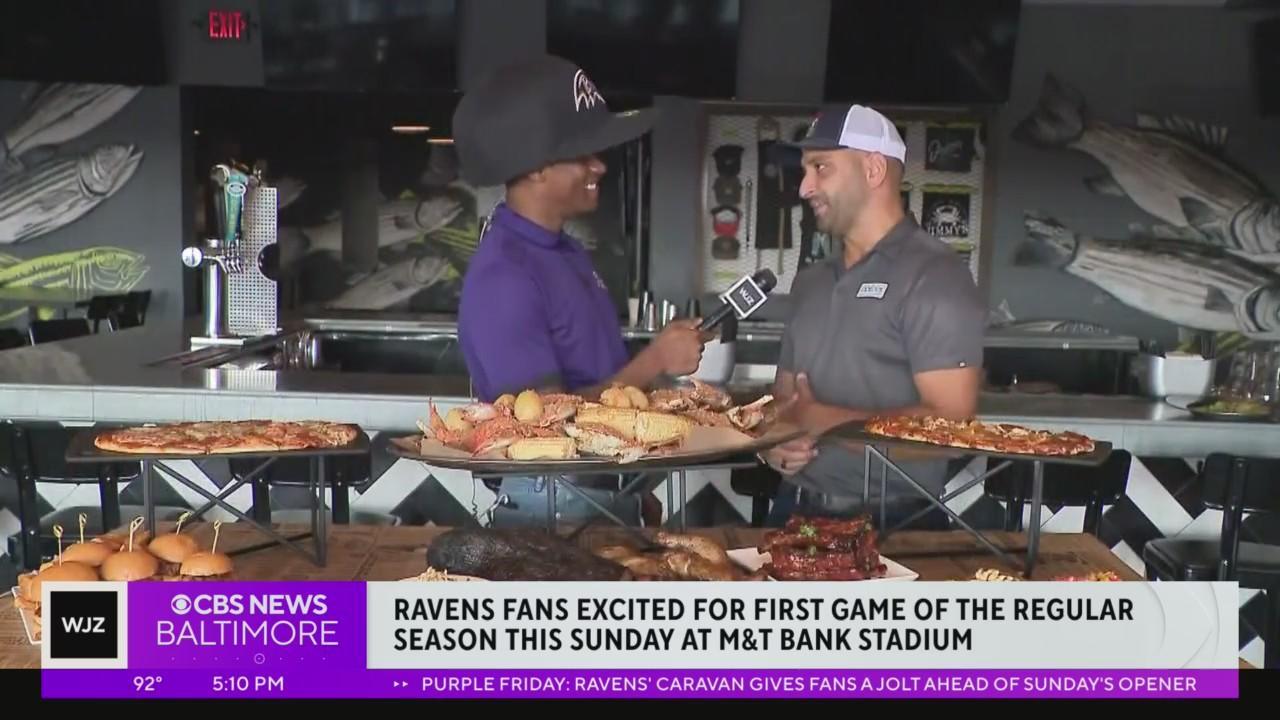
[697,269,778,332]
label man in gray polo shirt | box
[762,105,986,527]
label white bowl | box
[1132,353,1216,398]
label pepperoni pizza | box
[93,420,359,455]
[863,415,1095,456]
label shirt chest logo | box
[856,282,888,299]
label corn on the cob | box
[506,437,578,460]
[635,411,691,445]
[575,406,638,440]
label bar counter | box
[0,321,1273,458]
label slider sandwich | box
[147,512,199,576]
[100,517,159,581]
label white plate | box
[399,571,488,582]
[10,586,40,645]
[726,549,918,582]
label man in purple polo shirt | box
[453,54,706,401]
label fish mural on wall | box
[1014,74,1280,263]
[280,192,464,258]
[1012,73,1280,339]
[1015,212,1280,338]
[327,255,453,310]
[0,246,150,322]
[1,83,140,173]
[0,144,144,244]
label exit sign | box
[203,9,250,41]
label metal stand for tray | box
[471,455,763,535]
[385,425,806,547]
[830,422,1112,578]
[65,429,371,567]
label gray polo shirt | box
[778,216,986,501]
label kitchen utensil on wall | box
[712,144,744,177]
[711,202,741,260]
[713,175,742,206]
[753,117,788,252]
[711,235,739,260]
[776,196,785,276]
[710,205,741,237]
[744,178,757,271]
[791,124,819,270]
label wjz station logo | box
[49,590,119,659]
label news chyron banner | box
[39,581,1239,700]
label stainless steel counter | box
[977,393,1280,458]
[0,318,1271,457]
[0,321,472,431]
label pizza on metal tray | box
[93,420,358,455]
[863,415,1094,456]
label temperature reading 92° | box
[133,675,162,692]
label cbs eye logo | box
[171,594,193,615]
[49,591,119,659]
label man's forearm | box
[567,349,665,400]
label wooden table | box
[0,522,1147,670]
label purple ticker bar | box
[41,669,1239,700]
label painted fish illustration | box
[275,176,307,209]
[1013,74,1280,257]
[0,246,149,323]
[1001,320,1115,335]
[0,144,144,244]
[0,246,149,292]
[1015,212,1280,337]
[284,194,464,256]
[0,84,141,172]
[326,254,451,310]
[419,144,460,188]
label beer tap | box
[182,163,256,343]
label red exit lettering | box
[208,10,247,40]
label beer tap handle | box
[211,164,251,273]
[181,245,205,269]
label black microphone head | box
[753,269,778,293]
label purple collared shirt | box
[458,204,628,402]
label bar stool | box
[0,421,139,570]
[730,465,780,527]
[1143,454,1280,668]
[27,318,91,344]
[0,328,25,350]
[984,450,1132,535]
[79,290,150,332]
[227,453,372,525]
